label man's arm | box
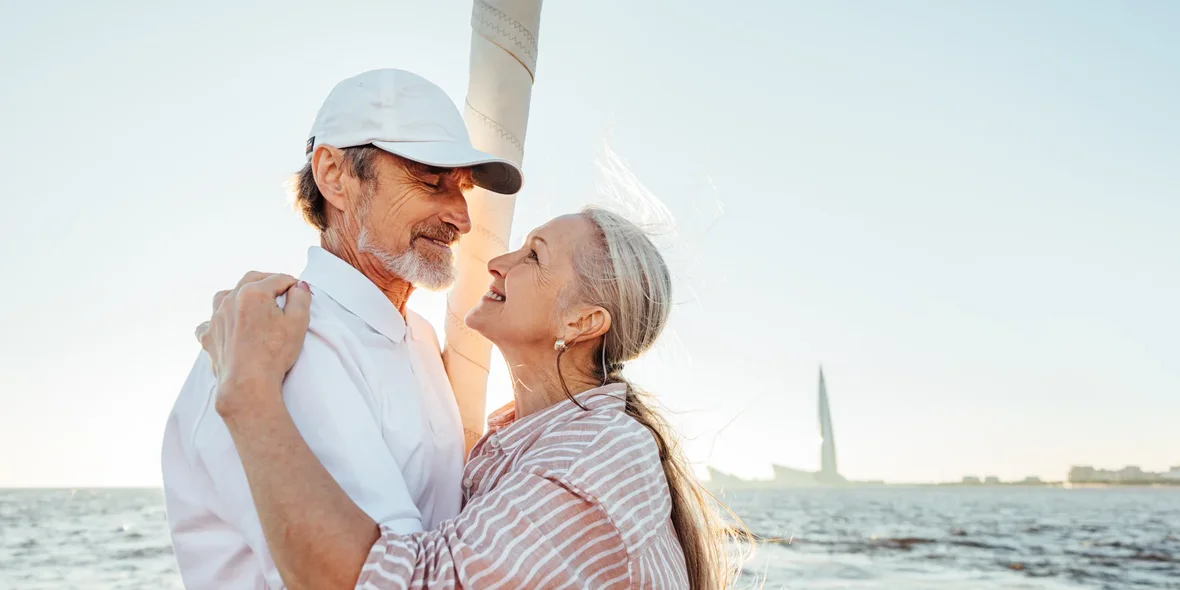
[203,330,423,588]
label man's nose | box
[440,190,472,235]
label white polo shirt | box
[161,246,465,590]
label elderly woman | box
[197,208,733,589]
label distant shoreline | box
[705,480,1180,490]
[4,481,1180,491]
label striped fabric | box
[355,383,690,589]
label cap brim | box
[371,140,523,195]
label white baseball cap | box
[306,69,523,195]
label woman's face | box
[466,214,595,352]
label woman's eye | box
[527,249,538,261]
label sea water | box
[2,487,1176,589]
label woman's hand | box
[195,271,312,418]
[192,273,378,590]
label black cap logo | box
[305,136,315,156]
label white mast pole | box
[445,0,543,454]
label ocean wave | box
[3,487,1179,589]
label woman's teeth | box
[485,291,505,302]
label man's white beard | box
[357,227,455,291]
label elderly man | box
[161,69,522,590]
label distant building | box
[1165,466,1180,481]
[962,476,981,485]
[1069,466,1098,483]
[984,476,1001,485]
[706,367,847,490]
[1021,476,1043,484]
[815,368,846,485]
[706,466,749,488]
[767,367,846,486]
[771,464,823,487]
[1117,466,1149,482]
[1069,465,1171,484]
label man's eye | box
[422,175,442,189]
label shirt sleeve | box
[201,329,425,589]
[354,470,631,590]
[163,376,268,590]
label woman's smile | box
[483,285,506,302]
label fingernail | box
[297,281,311,293]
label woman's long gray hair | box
[556,206,740,589]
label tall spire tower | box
[817,366,844,484]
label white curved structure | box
[444,0,543,453]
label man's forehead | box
[393,158,475,187]
[399,158,470,176]
[421,164,472,175]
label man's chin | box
[408,263,456,291]
[376,246,455,290]
[413,275,455,292]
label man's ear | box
[563,306,612,345]
[311,145,348,213]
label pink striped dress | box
[355,383,690,589]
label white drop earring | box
[554,339,567,351]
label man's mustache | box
[413,223,459,246]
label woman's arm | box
[219,382,380,590]
[196,272,382,590]
[220,381,630,590]
[355,469,630,589]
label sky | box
[1,0,1178,487]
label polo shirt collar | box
[299,246,407,343]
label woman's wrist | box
[215,374,285,419]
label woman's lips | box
[484,285,506,302]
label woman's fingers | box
[212,290,231,312]
[242,273,299,301]
[220,273,297,312]
[194,321,210,343]
[200,271,311,419]
[235,271,272,290]
[284,281,313,326]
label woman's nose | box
[487,252,509,279]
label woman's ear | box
[564,306,611,345]
[311,145,349,213]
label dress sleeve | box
[354,469,632,590]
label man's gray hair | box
[291,145,383,232]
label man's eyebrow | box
[425,166,474,185]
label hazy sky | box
[2,1,1177,487]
